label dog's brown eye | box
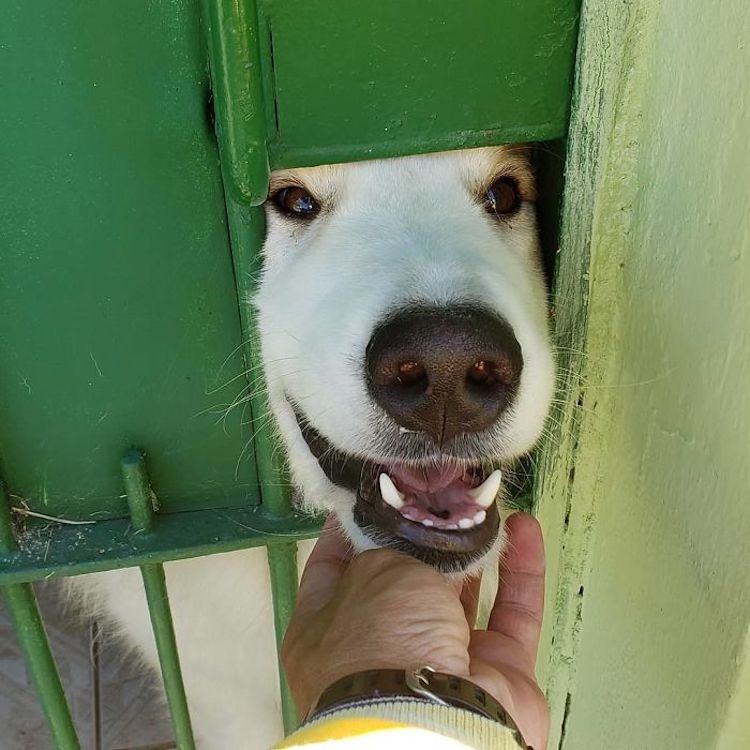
[272,186,320,219]
[484,177,520,217]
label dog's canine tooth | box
[473,510,487,525]
[379,473,406,510]
[421,518,434,527]
[468,469,502,509]
[458,517,475,529]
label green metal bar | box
[225,198,303,734]
[123,450,157,534]
[244,219,302,735]
[0,504,322,587]
[122,453,196,750]
[266,542,300,732]
[222,181,304,737]
[202,0,270,205]
[203,0,307,725]
[140,565,196,750]
[225,201,294,512]
[267,126,567,171]
[241,198,302,733]
[0,483,81,749]
[90,622,102,750]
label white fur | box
[71,147,554,748]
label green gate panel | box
[261,0,581,169]
[0,1,257,520]
[1,4,582,745]
[1,0,580,531]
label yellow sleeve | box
[272,701,526,749]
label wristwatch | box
[308,665,531,749]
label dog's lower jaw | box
[268,390,504,571]
[348,513,506,581]
[272,388,508,578]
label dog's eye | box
[484,177,520,217]
[272,186,320,219]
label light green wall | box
[536,0,750,747]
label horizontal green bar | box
[0,505,322,586]
[269,122,565,170]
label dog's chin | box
[294,411,503,575]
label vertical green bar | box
[139,564,196,749]
[240,207,301,731]
[202,0,302,730]
[266,543,300,732]
[122,453,196,750]
[201,0,270,205]
[223,133,302,738]
[0,484,80,750]
[226,192,302,737]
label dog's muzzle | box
[294,412,502,572]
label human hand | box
[282,512,549,749]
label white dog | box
[75,146,555,748]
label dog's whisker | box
[211,336,254,379]
[203,355,304,398]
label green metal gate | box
[0,1,580,747]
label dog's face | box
[254,146,554,573]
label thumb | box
[488,512,545,668]
[294,514,354,619]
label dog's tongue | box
[380,464,501,531]
[387,464,469,514]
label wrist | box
[302,651,470,716]
[306,666,530,748]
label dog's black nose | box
[365,307,523,444]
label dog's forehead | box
[269,145,533,198]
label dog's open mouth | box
[356,462,501,550]
[294,410,502,570]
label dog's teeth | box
[473,510,487,525]
[379,473,405,510]
[458,518,474,529]
[421,519,434,527]
[446,523,458,530]
[468,469,502,509]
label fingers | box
[487,512,545,669]
[460,574,482,628]
[294,514,354,619]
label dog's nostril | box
[466,356,519,393]
[396,360,427,388]
[466,359,497,387]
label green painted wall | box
[536,0,750,747]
